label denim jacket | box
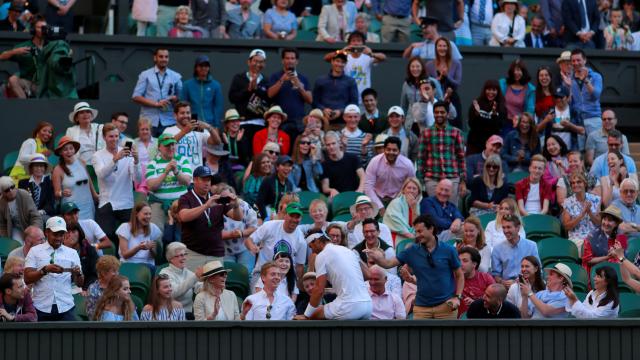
[290,158,323,193]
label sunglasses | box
[299,141,311,145]
[267,150,280,155]
[76,179,89,186]
[3,185,15,193]
[266,305,273,320]
[486,164,500,170]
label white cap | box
[387,106,405,117]
[249,49,266,59]
[344,104,361,115]
[46,216,67,233]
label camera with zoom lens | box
[42,25,67,42]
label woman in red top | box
[252,106,291,155]
[583,205,628,284]
[534,66,555,119]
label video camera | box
[42,25,68,42]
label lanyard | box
[156,72,167,98]
[228,134,238,157]
[191,189,212,227]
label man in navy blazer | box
[524,16,559,48]
[561,0,600,48]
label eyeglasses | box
[622,189,637,194]
[267,150,280,155]
[76,179,89,186]
[174,253,187,258]
[299,141,311,145]
[486,164,499,170]
[266,305,272,320]
[3,185,15,193]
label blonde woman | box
[383,177,422,246]
[168,6,204,38]
[134,117,157,194]
[484,198,526,248]
[457,216,492,273]
[193,261,240,320]
[469,154,510,216]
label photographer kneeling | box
[0,15,46,99]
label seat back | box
[537,238,580,266]
[626,237,640,261]
[2,150,18,175]
[477,213,496,229]
[300,16,318,31]
[0,237,21,263]
[224,261,250,299]
[619,292,640,318]
[523,214,562,241]
[330,191,363,217]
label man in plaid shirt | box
[416,101,466,205]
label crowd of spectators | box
[2,1,640,324]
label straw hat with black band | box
[201,260,230,279]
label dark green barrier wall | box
[0,33,639,158]
[1,320,640,360]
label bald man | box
[466,284,521,319]
[420,179,464,238]
[7,226,45,260]
[367,265,406,319]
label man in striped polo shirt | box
[146,134,193,232]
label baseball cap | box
[158,134,177,146]
[285,202,303,216]
[60,202,80,214]
[554,86,569,98]
[193,166,213,178]
[46,216,67,233]
[249,49,266,59]
[276,155,294,166]
[387,106,405,117]
[344,104,361,115]
[487,135,503,145]
[195,55,210,66]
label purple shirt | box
[364,153,416,209]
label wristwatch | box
[619,256,625,263]
[40,267,48,275]
[527,292,534,298]
[455,294,463,300]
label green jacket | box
[37,40,78,99]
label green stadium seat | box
[295,30,317,41]
[86,164,99,193]
[73,293,88,321]
[0,237,21,262]
[523,214,562,241]
[537,238,580,266]
[477,212,496,229]
[545,262,589,293]
[131,294,144,316]
[103,244,116,257]
[119,263,152,302]
[330,191,363,217]
[626,237,640,261]
[225,261,250,299]
[53,133,64,148]
[331,213,352,222]
[300,15,318,31]
[619,293,640,318]
[154,240,166,266]
[2,150,18,175]
[47,154,59,167]
[590,262,633,293]
[507,171,529,185]
[134,191,147,205]
[298,191,327,211]
[301,213,314,225]
[410,23,422,37]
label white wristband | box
[304,304,318,318]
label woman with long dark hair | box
[63,222,99,291]
[499,59,536,136]
[506,256,546,315]
[467,79,507,154]
[140,274,186,321]
[255,251,298,301]
[534,66,555,119]
[564,265,620,318]
[93,275,139,321]
[542,134,569,189]
[243,153,274,207]
[290,135,323,193]
[400,57,442,133]
[601,150,628,207]
[502,113,540,171]
[582,205,628,276]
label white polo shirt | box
[25,242,81,313]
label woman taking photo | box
[290,135,323,193]
[193,261,240,320]
[86,255,121,320]
[457,217,492,273]
[502,113,540,172]
[425,37,463,128]
[484,198,526,248]
[582,205,628,276]
[133,117,157,194]
[220,184,259,274]
[562,171,601,250]
[556,151,600,206]
[93,275,139,321]
[469,154,510,216]
[116,202,161,272]
[400,57,442,134]
[506,256,546,313]
[601,150,628,207]
[10,121,53,183]
[141,274,186,321]
[467,80,507,155]
[534,66,555,120]
[52,136,97,220]
[383,177,422,246]
[499,59,536,135]
[18,154,56,218]
[564,266,620,318]
[263,0,297,40]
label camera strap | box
[191,189,212,227]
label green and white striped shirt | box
[145,154,192,201]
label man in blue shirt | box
[589,130,638,179]
[225,0,261,39]
[366,214,464,319]
[132,48,183,137]
[312,51,358,130]
[181,55,224,128]
[491,215,540,287]
[402,17,463,61]
[612,179,640,237]
[570,48,602,137]
[371,0,411,43]
[420,179,464,239]
[267,48,312,138]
